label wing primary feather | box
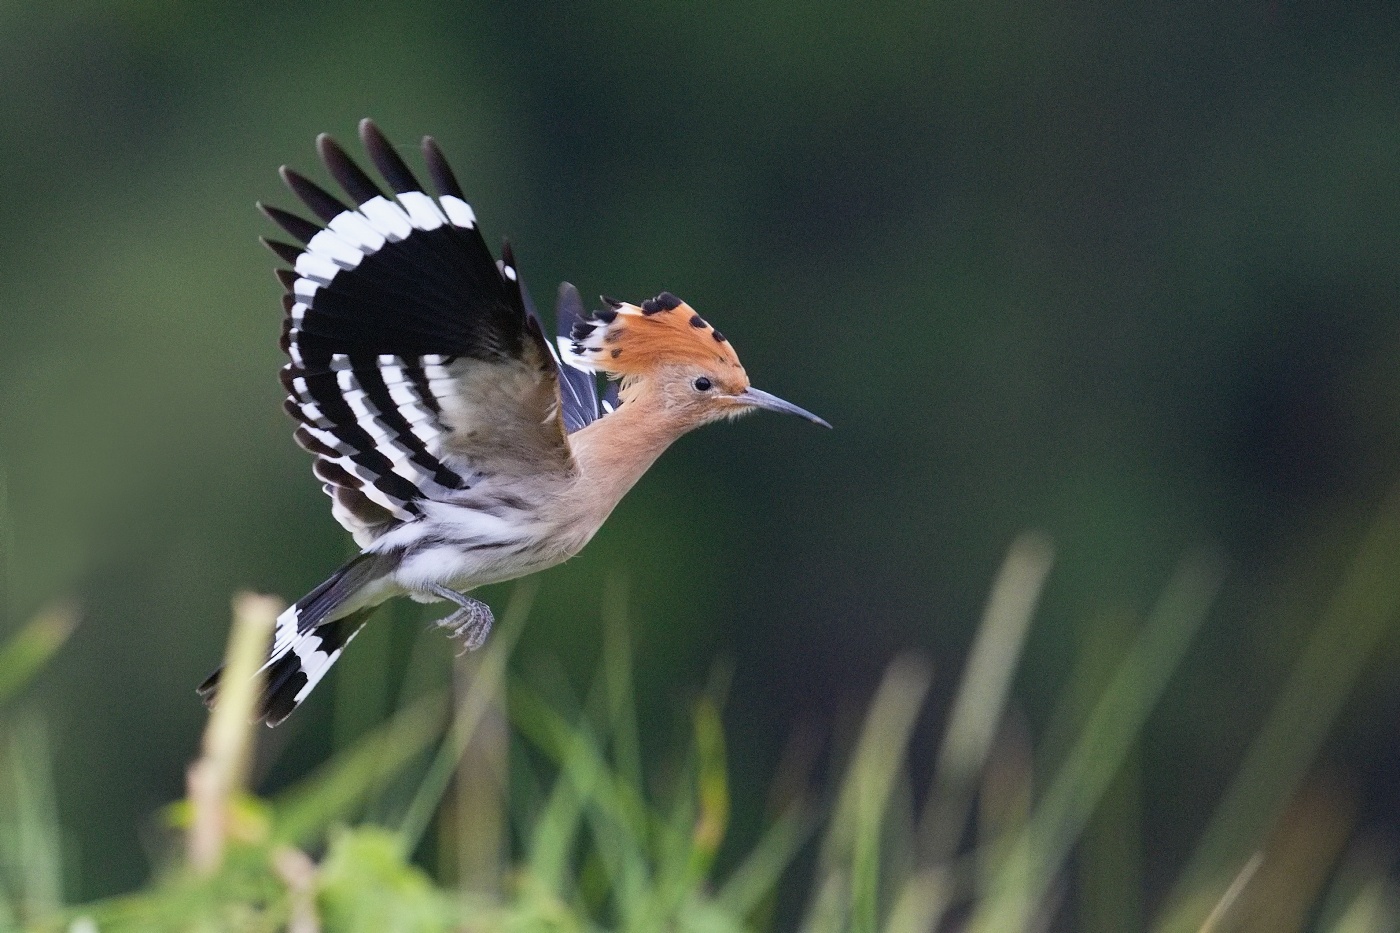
[514,255,546,331]
[350,361,468,490]
[405,363,442,415]
[496,242,551,365]
[294,364,434,511]
[278,363,300,394]
[293,426,339,457]
[499,248,562,378]
[499,240,520,285]
[360,119,423,194]
[317,133,385,205]
[421,136,466,199]
[262,237,303,266]
[259,202,322,244]
[275,268,297,290]
[280,166,351,223]
[313,458,359,488]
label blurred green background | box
[2,0,1399,918]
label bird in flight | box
[199,120,829,726]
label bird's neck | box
[567,386,688,522]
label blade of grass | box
[691,698,729,875]
[0,603,76,707]
[513,658,618,907]
[446,648,510,896]
[0,469,10,629]
[520,684,654,927]
[800,873,850,933]
[367,618,453,829]
[398,580,535,855]
[1196,852,1261,933]
[273,691,447,847]
[584,607,654,855]
[852,659,932,933]
[599,577,667,927]
[515,673,592,902]
[644,698,732,928]
[975,715,1034,916]
[921,533,1053,861]
[1221,781,1355,933]
[523,767,586,903]
[6,715,62,925]
[1160,488,1400,933]
[968,552,1222,933]
[1322,878,1399,933]
[186,592,279,874]
[1312,841,1400,933]
[648,752,699,927]
[806,656,932,933]
[881,867,951,933]
[513,676,677,926]
[1072,610,1144,933]
[715,803,815,920]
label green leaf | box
[318,827,460,933]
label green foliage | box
[5,517,1400,930]
[0,608,73,932]
[317,830,461,933]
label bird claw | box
[434,597,494,654]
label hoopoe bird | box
[198,120,828,726]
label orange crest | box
[558,292,745,381]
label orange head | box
[558,292,830,429]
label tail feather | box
[197,550,398,726]
[258,610,370,725]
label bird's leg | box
[424,584,494,653]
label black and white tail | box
[197,551,397,726]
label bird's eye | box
[693,376,713,392]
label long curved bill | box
[737,387,832,428]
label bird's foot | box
[438,602,493,653]
[424,584,494,654]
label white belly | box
[370,491,600,597]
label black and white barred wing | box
[262,120,577,543]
